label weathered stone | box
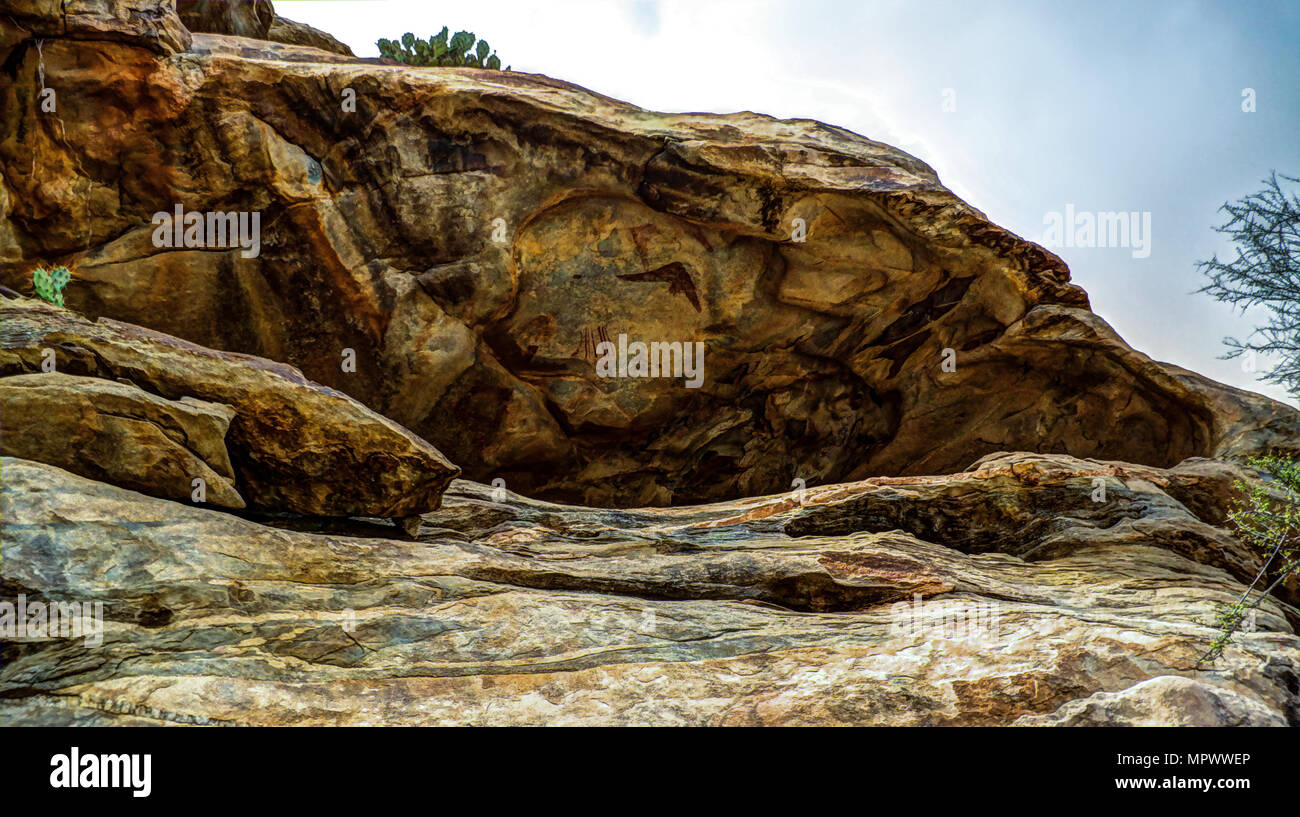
[1013,676,1288,727]
[2,456,1294,726]
[177,0,351,56]
[0,298,459,516]
[4,0,192,55]
[176,0,273,39]
[0,371,244,508]
[782,451,1286,604]
[3,26,1293,506]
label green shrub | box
[377,28,503,69]
[1199,454,1300,665]
[32,265,72,306]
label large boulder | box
[265,15,353,57]
[0,297,459,516]
[176,0,353,56]
[0,371,244,508]
[1,21,1295,506]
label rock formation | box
[3,453,1296,726]
[176,0,275,40]
[0,1,1296,726]
[176,0,353,56]
[3,0,192,56]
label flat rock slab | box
[3,454,1294,726]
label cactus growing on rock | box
[377,28,502,69]
[32,266,72,306]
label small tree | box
[1199,455,1300,665]
[1196,172,1300,399]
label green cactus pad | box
[376,28,504,69]
[32,265,71,306]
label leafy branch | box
[1196,172,1300,398]
[1198,454,1300,666]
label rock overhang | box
[1,10,1295,508]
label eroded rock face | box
[3,0,192,55]
[0,297,459,517]
[1013,676,1289,727]
[3,17,1293,505]
[0,1,1294,730]
[2,455,1295,726]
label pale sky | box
[278,0,1299,404]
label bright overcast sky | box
[279,0,1300,404]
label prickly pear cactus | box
[376,28,503,69]
[448,31,475,58]
[32,266,72,306]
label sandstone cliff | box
[0,0,1296,727]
